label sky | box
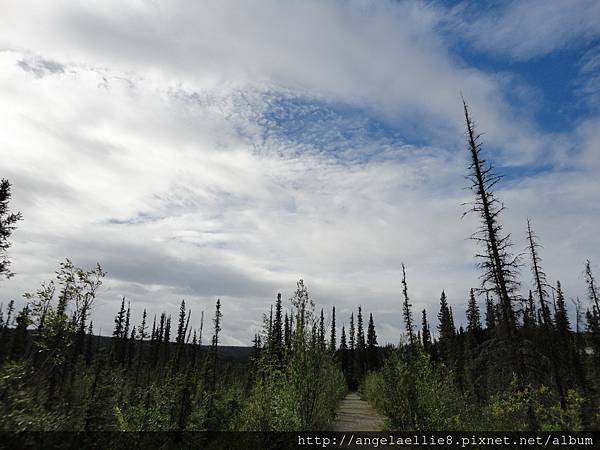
[0,0,599,345]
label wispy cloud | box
[446,0,600,60]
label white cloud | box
[447,0,600,60]
[0,0,557,162]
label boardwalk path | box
[332,392,386,431]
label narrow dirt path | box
[332,392,386,431]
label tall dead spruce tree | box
[526,219,552,328]
[462,100,520,333]
[462,100,537,430]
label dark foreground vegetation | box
[0,102,599,433]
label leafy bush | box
[486,376,585,431]
[240,280,346,431]
[0,362,66,431]
[241,346,346,430]
[364,349,467,430]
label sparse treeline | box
[0,266,382,431]
[363,102,600,431]
[336,305,383,390]
[0,261,359,431]
[0,259,247,431]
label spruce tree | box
[267,305,273,354]
[401,264,415,345]
[198,310,204,346]
[176,300,187,345]
[356,307,365,351]
[585,260,599,315]
[340,325,349,380]
[527,219,552,328]
[284,312,291,351]
[252,331,261,355]
[207,298,222,426]
[0,179,23,280]
[185,313,192,345]
[437,291,454,339]
[112,298,126,361]
[554,281,570,337]
[524,290,537,329]
[124,303,131,338]
[356,306,366,377]
[163,315,171,362]
[138,309,148,341]
[211,299,222,356]
[462,107,538,428]
[485,293,496,330]
[149,315,157,365]
[349,313,355,351]
[164,316,171,344]
[348,312,356,389]
[466,289,482,334]
[586,309,600,363]
[319,308,326,351]
[273,293,283,359]
[329,306,336,353]
[113,298,126,340]
[437,291,456,363]
[546,280,570,410]
[367,313,378,370]
[151,314,157,341]
[462,101,520,332]
[421,309,431,353]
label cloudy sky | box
[1,0,599,345]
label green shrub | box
[486,376,584,431]
[364,349,467,431]
[241,353,346,431]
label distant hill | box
[87,333,254,362]
[18,330,254,362]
